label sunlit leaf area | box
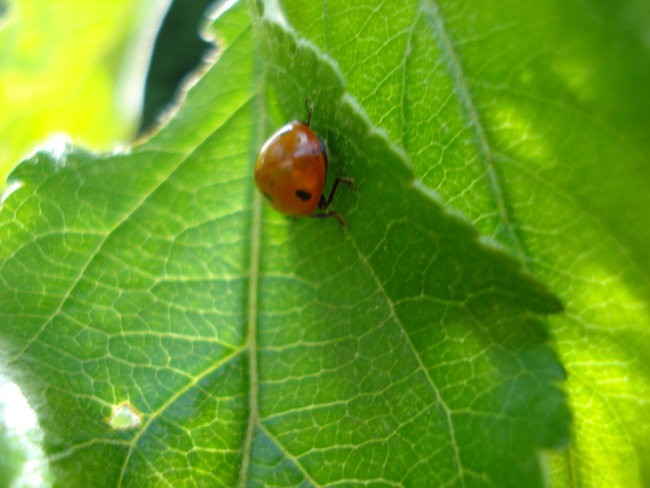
[1,0,649,486]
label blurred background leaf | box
[0,0,164,184]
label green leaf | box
[278,0,650,486]
[0,0,573,486]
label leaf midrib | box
[237,70,265,488]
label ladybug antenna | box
[305,99,314,126]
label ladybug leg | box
[313,176,355,228]
[311,211,346,227]
[319,176,355,209]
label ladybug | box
[254,102,354,226]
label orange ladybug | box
[254,102,354,226]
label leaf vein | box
[345,233,467,487]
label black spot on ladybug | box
[263,191,274,202]
[295,190,311,201]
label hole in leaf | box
[107,402,142,430]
